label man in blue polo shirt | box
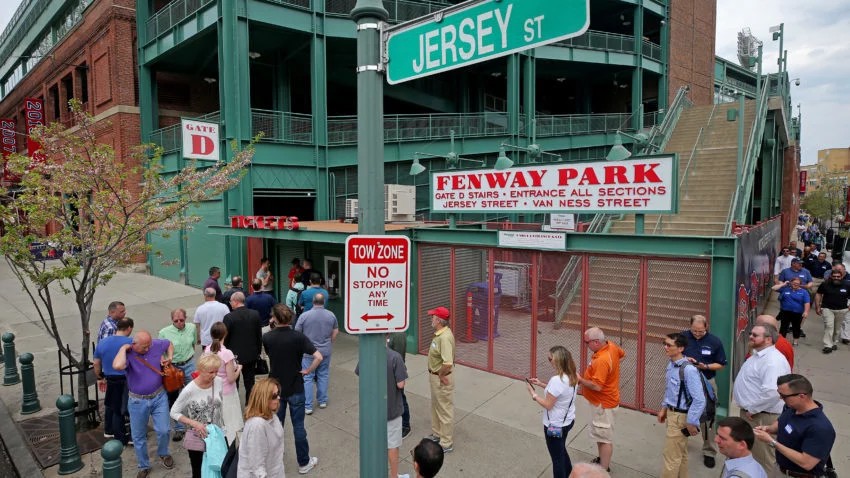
[682,315,727,469]
[753,374,835,478]
[806,252,832,280]
[778,259,815,292]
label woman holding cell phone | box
[526,345,579,478]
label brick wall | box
[668,0,717,106]
[782,144,801,242]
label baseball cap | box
[427,306,450,319]
[791,258,802,263]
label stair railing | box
[725,79,770,235]
[642,86,693,154]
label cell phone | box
[680,427,691,437]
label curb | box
[0,394,44,478]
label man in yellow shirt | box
[425,306,455,453]
[577,327,626,472]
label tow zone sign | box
[345,235,411,334]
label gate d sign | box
[181,119,220,161]
[385,0,590,84]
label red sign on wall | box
[0,118,16,182]
[799,170,807,195]
[24,97,45,164]
[230,216,300,230]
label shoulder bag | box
[134,355,185,393]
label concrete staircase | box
[608,101,756,236]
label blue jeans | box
[302,356,331,409]
[167,361,196,432]
[277,392,310,466]
[128,390,171,470]
[544,422,574,478]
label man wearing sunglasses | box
[752,374,835,478]
[732,324,791,476]
[774,249,795,285]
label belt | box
[173,358,192,367]
[129,387,164,400]
[666,406,688,413]
[430,370,452,375]
[780,468,818,478]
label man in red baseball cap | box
[424,306,455,454]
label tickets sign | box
[430,155,677,213]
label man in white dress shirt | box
[773,248,795,284]
[732,324,791,476]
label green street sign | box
[384,0,590,85]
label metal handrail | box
[642,86,692,154]
[725,80,770,234]
[145,0,216,43]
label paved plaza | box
[0,260,846,477]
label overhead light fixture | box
[556,77,566,83]
[498,119,562,165]
[248,51,261,59]
[605,130,649,161]
[409,158,426,176]
[490,72,502,78]
[203,77,217,84]
[495,147,514,170]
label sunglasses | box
[173,319,186,323]
[662,342,676,348]
[778,392,802,399]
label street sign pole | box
[352,1,388,476]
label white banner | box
[548,213,576,231]
[431,155,676,213]
[498,231,565,251]
[181,119,220,161]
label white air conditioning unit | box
[345,199,359,219]
[384,184,416,222]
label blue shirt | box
[295,306,338,358]
[776,404,835,474]
[662,358,706,427]
[777,286,810,313]
[245,292,276,327]
[93,335,133,376]
[777,267,813,285]
[682,331,727,380]
[722,455,767,478]
[299,286,330,313]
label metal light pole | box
[351,1,389,476]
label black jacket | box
[223,306,262,362]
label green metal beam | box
[709,249,736,415]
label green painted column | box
[101,440,124,478]
[506,54,521,144]
[709,249,736,414]
[659,3,670,110]
[311,17,330,219]
[760,147,773,220]
[219,0,253,279]
[56,395,83,475]
[136,0,157,140]
[521,52,536,141]
[2,333,20,385]
[19,353,41,414]
[351,1,389,476]
[631,4,644,130]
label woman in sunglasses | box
[239,378,286,477]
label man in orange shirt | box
[755,315,794,369]
[577,327,626,472]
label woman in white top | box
[526,345,579,478]
[239,377,286,477]
[169,354,225,478]
[205,322,244,444]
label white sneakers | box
[298,456,319,474]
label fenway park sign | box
[430,155,678,214]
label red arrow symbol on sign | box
[361,313,394,321]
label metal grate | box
[418,246,451,355]
[491,249,532,379]
[536,252,579,382]
[452,247,488,371]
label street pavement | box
[0,259,847,477]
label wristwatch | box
[769,439,777,448]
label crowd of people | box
[91,251,839,478]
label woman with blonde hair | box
[526,345,579,478]
[205,322,244,443]
[169,353,224,478]
[239,377,285,477]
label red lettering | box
[604,166,628,184]
[484,172,510,188]
[634,163,662,183]
[436,175,450,191]
[528,169,546,187]
[558,168,579,186]
[578,168,600,185]
[191,134,215,155]
[509,172,528,188]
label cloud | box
[717,0,850,164]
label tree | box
[801,170,847,226]
[0,101,253,426]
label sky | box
[0,0,846,165]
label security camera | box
[795,79,800,86]
[660,20,666,26]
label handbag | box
[134,356,185,393]
[545,383,576,438]
[255,358,269,375]
[220,438,239,478]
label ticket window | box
[324,256,341,299]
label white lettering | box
[477,11,494,55]
[494,5,513,48]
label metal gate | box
[417,244,711,412]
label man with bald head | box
[570,462,611,478]
[576,327,626,471]
[755,315,794,369]
[224,291,263,401]
[113,331,175,477]
[193,287,229,347]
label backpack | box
[677,362,717,426]
[295,289,305,316]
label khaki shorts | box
[588,404,617,444]
[387,415,403,449]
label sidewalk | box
[0,261,846,477]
